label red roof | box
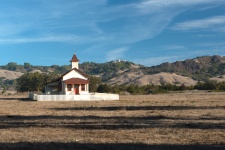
[64,78,89,84]
[70,54,79,62]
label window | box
[81,84,85,91]
[67,84,72,91]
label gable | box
[62,69,87,81]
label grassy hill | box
[1,55,225,90]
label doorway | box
[74,84,80,95]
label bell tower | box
[70,53,79,69]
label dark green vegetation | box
[2,55,225,94]
[16,72,59,92]
[98,81,225,94]
[80,61,134,81]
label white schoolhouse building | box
[45,54,89,95]
[30,54,119,101]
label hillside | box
[1,55,225,88]
[0,61,136,82]
[0,70,23,80]
[108,72,197,86]
[141,55,225,81]
[107,55,225,86]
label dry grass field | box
[0,91,225,149]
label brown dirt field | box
[0,92,225,149]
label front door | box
[74,84,79,95]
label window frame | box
[67,84,72,91]
[81,84,85,91]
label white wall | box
[71,62,79,69]
[80,91,89,95]
[29,93,119,101]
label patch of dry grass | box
[0,91,225,149]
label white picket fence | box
[29,93,119,101]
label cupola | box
[70,53,79,69]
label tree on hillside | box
[6,62,18,71]
[24,62,32,71]
[24,62,31,68]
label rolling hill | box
[108,72,197,86]
[1,55,225,87]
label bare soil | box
[0,91,225,150]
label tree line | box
[95,80,225,94]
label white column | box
[87,84,89,92]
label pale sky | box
[1,0,225,66]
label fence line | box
[29,93,119,101]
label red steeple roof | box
[70,54,79,62]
